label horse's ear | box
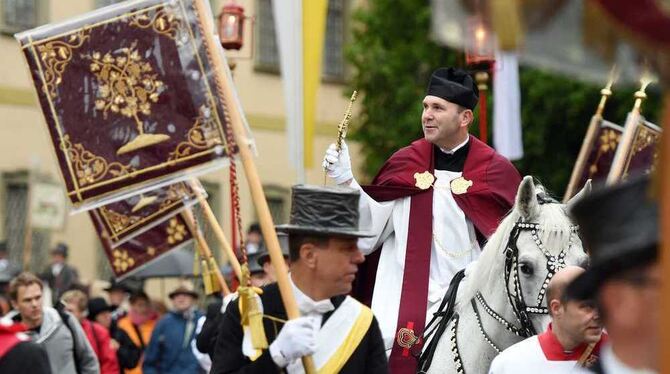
[516,176,540,221]
[567,179,592,212]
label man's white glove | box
[269,316,318,368]
[322,141,354,185]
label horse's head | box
[505,176,590,335]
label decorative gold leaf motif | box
[168,106,224,160]
[112,249,135,272]
[36,29,90,98]
[59,135,135,187]
[100,207,142,234]
[166,217,187,244]
[128,8,185,43]
[414,171,435,190]
[588,128,622,178]
[87,44,170,155]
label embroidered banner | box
[15,0,247,211]
[99,214,193,279]
[89,181,203,248]
[621,118,662,179]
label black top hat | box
[104,278,134,293]
[88,297,115,321]
[51,242,69,257]
[168,286,199,299]
[276,185,373,238]
[256,233,289,267]
[567,174,658,300]
[426,67,479,110]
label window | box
[2,171,50,273]
[0,0,46,34]
[262,185,289,225]
[255,0,346,80]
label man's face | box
[171,294,195,313]
[108,290,126,307]
[421,95,468,148]
[311,237,364,298]
[131,298,150,316]
[11,284,43,327]
[95,311,113,329]
[63,300,84,321]
[247,231,262,245]
[51,253,65,264]
[250,271,271,288]
[555,299,602,345]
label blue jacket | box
[143,309,204,374]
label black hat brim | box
[168,290,199,299]
[275,224,374,238]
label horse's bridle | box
[500,219,579,337]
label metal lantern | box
[218,1,245,50]
[464,15,495,68]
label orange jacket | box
[117,316,156,374]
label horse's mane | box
[457,187,574,306]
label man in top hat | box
[143,285,203,374]
[489,266,607,373]
[40,242,80,305]
[323,67,521,370]
[211,185,388,373]
[567,174,660,373]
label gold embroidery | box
[100,207,142,234]
[128,7,185,43]
[166,217,187,244]
[36,30,90,98]
[588,128,622,177]
[414,171,435,190]
[60,135,135,187]
[87,44,170,155]
[450,177,473,195]
[147,246,156,256]
[112,249,135,272]
[169,106,224,160]
[623,124,661,178]
[396,328,419,349]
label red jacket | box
[81,319,120,374]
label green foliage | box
[345,0,662,196]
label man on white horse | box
[489,266,607,373]
[323,67,521,372]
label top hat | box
[567,174,658,299]
[51,242,69,257]
[168,285,199,299]
[87,297,115,321]
[276,185,373,238]
[256,232,289,267]
[426,67,479,110]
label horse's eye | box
[519,262,533,275]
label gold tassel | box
[207,257,222,293]
[202,259,214,295]
[490,0,524,51]
[238,264,268,349]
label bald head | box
[546,266,585,314]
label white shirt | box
[600,344,657,374]
[489,336,583,373]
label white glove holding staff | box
[269,316,319,368]
[322,141,354,185]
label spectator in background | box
[89,297,141,373]
[0,242,20,292]
[143,285,203,374]
[3,272,98,374]
[255,232,290,284]
[117,290,157,374]
[0,319,52,374]
[150,298,168,319]
[105,279,132,323]
[244,223,262,255]
[62,289,120,374]
[0,294,11,316]
[40,243,79,305]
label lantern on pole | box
[465,15,495,143]
[218,1,246,50]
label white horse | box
[418,176,590,374]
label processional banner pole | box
[192,0,315,371]
[659,93,670,373]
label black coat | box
[0,341,52,374]
[110,323,141,372]
[210,283,388,374]
[195,299,223,355]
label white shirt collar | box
[601,344,657,374]
[289,273,335,315]
[439,136,470,155]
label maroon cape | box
[358,135,521,373]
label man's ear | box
[299,242,318,269]
[549,299,562,317]
[460,109,474,128]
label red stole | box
[538,323,608,363]
[0,323,29,359]
[361,135,521,373]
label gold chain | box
[432,233,475,258]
